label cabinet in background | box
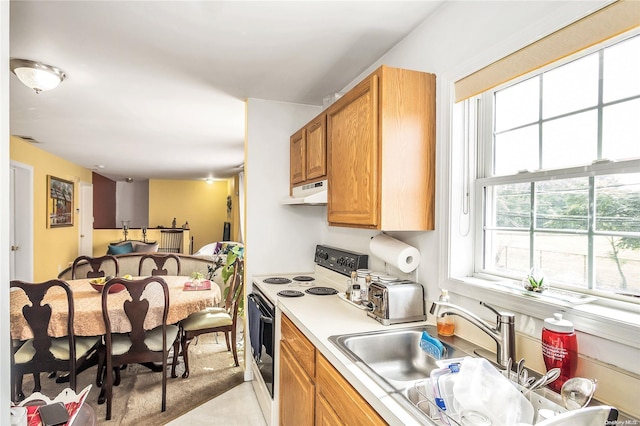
[290,114,327,190]
[326,65,436,230]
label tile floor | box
[166,381,267,426]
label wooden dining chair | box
[71,255,119,279]
[176,259,244,379]
[10,279,101,402]
[97,276,180,420]
[138,253,181,276]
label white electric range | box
[248,245,369,425]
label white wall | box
[245,98,325,282]
[115,179,149,228]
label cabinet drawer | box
[281,314,315,377]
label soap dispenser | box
[436,289,455,337]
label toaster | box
[366,280,427,325]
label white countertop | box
[253,267,435,426]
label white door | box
[9,162,34,281]
[78,182,93,256]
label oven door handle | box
[248,293,275,323]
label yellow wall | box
[149,179,231,253]
[10,136,236,278]
[10,136,92,280]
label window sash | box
[474,29,640,301]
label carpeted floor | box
[18,333,245,425]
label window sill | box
[444,275,640,350]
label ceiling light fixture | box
[10,58,66,94]
[205,178,214,184]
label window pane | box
[494,125,538,175]
[542,53,599,118]
[602,98,640,160]
[536,178,589,231]
[542,111,597,169]
[594,236,640,297]
[595,173,640,233]
[495,77,539,132]
[603,35,640,103]
[484,230,530,273]
[493,183,531,229]
[535,233,588,288]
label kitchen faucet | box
[429,300,515,368]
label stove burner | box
[293,276,315,282]
[305,286,338,296]
[277,290,304,298]
[263,277,292,285]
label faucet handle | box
[480,301,515,323]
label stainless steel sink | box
[329,325,474,389]
[329,326,618,426]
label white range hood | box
[281,180,328,205]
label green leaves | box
[221,245,244,284]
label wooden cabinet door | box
[327,73,379,228]
[316,393,344,426]
[281,314,315,377]
[290,128,306,186]
[316,353,387,426]
[306,114,326,180]
[279,341,315,426]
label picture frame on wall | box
[47,175,74,227]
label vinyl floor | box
[166,381,267,426]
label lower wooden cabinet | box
[316,392,344,426]
[280,341,315,426]
[316,353,386,426]
[279,314,387,426]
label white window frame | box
[444,29,640,352]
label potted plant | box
[523,266,546,292]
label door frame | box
[10,160,34,282]
[78,182,93,256]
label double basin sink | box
[329,325,562,425]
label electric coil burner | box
[293,275,314,282]
[277,290,304,298]
[263,277,292,284]
[305,286,338,295]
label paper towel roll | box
[369,234,420,273]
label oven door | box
[248,290,274,398]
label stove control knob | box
[317,250,328,261]
[348,259,356,269]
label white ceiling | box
[9,1,443,181]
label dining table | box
[10,275,222,341]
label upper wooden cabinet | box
[290,114,327,191]
[290,128,306,185]
[326,65,436,230]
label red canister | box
[542,313,577,392]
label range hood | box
[282,179,328,205]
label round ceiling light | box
[10,58,66,94]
